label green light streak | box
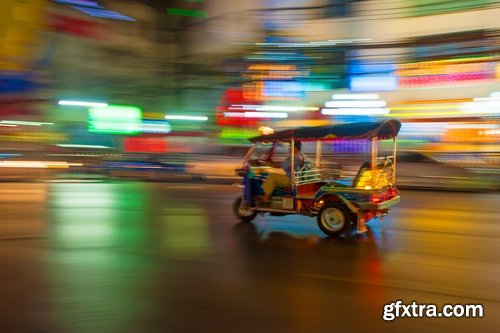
[219,128,259,140]
[167,8,207,18]
[88,105,142,135]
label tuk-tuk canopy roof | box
[249,119,401,143]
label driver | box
[258,140,305,205]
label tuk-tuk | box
[233,119,402,236]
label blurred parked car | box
[330,151,498,191]
[395,151,497,191]
[103,159,188,181]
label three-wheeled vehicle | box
[233,119,402,236]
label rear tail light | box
[388,187,399,196]
[371,194,381,204]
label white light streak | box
[58,100,108,107]
[329,38,372,43]
[164,115,208,121]
[321,108,390,115]
[0,120,54,126]
[245,112,288,118]
[228,104,318,112]
[460,101,500,114]
[252,38,371,48]
[223,112,288,119]
[447,123,499,129]
[325,100,387,108]
[140,121,172,133]
[332,94,379,100]
[256,106,318,112]
[473,98,500,102]
[56,144,111,149]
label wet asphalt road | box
[0,181,499,333]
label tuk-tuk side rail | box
[294,167,348,185]
[294,168,322,185]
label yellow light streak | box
[382,111,466,118]
[395,98,472,104]
[389,105,459,111]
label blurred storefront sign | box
[243,64,308,101]
[123,137,167,153]
[1,0,48,95]
[397,57,497,88]
[0,0,47,70]
[88,105,142,135]
[348,60,397,92]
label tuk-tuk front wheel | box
[317,202,350,236]
[233,196,257,222]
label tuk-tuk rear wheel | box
[233,196,257,222]
[317,202,350,236]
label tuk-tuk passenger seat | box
[352,158,393,189]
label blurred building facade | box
[181,0,499,153]
[0,0,498,159]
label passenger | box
[259,140,305,205]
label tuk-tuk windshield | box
[249,142,292,163]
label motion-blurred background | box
[2,3,500,333]
[1,0,499,190]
